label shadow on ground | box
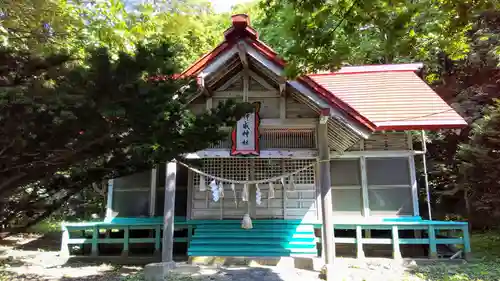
[13,232,61,252]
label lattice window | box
[254,159,283,182]
[193,159,248,186]
[192,159,315,185]
[284,159,315,184]
[260,129,316,149]
[208,129,316,149]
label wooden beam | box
[318,121,336,265]
[162,161,177,262]
[105,179,114,219]
[330,150,423,158]
[249,70,277,91]
[197,76,211,96]
[279,82,286,96]
[360,157,370,217]
[149,166,157,217]
[279,97,286,119]
[237,42,249,69]
[184,149,317,159]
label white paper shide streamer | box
[288,175,296,191]
[210,180,219,202]
[230,183,237,207]
[218,182,224,198]
[242,184,249,202]
[268,182,275,199]
[255,184,262,205]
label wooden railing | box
[325,217,471,259]
[61,217,471,259]
[60,216,191,257]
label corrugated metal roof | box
[308,70,467,130]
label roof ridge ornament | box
[224,14,258,41]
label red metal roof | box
[181,14,467,131]
[308,67,467,130]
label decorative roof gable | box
[181,14,467,131]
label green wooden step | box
[194,223,314,229]
[188,245,317,253]
[192,232,316,239]
[194,229,314,235]
[196,225,314,232]
[191,238,316,247]
[188,251,316,257]
[190,240,316,248]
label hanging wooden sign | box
[231,102,261,156]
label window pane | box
[332,189,362,214]
[113,191,149,217]
[114,171,151,190]
[366,158,410,185]
[368,188,413,215]
[331,159,361,186]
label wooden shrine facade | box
[61,14,471,264]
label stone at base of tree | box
[144,261,176,281]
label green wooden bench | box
[60,216,192,257]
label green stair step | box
[188,251,316,257]
[194,229,314,235]
[188,245,317,253]
[195,224,314,230]
[192,232,315,239]
[190,239,316,247]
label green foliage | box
[259,0,497,77]
[0,0,228,69]
[0,43,253,230]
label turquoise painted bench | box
[60,216,191,257]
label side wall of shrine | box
[106,68,418,222]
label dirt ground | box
[0,233,142,281]
[1,232,490,281]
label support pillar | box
[150,166,158,217]
[318,117,335,270]
[162,161,177,262]
[105,179,114,219]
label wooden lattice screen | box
[190,158,317,220]
[209,129,316,150]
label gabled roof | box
[308,65,467,130]
[181,14,467,131]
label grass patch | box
[412,231,500,281]
[27,218,61,234]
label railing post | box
[462,225,472,260]
[392,225,402,260]
[154,225,161,256]
[91,225,98,257]
[122,226,129,257]
[60,227,70,257]
[428,225,437,258]
[356,225,365,259]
